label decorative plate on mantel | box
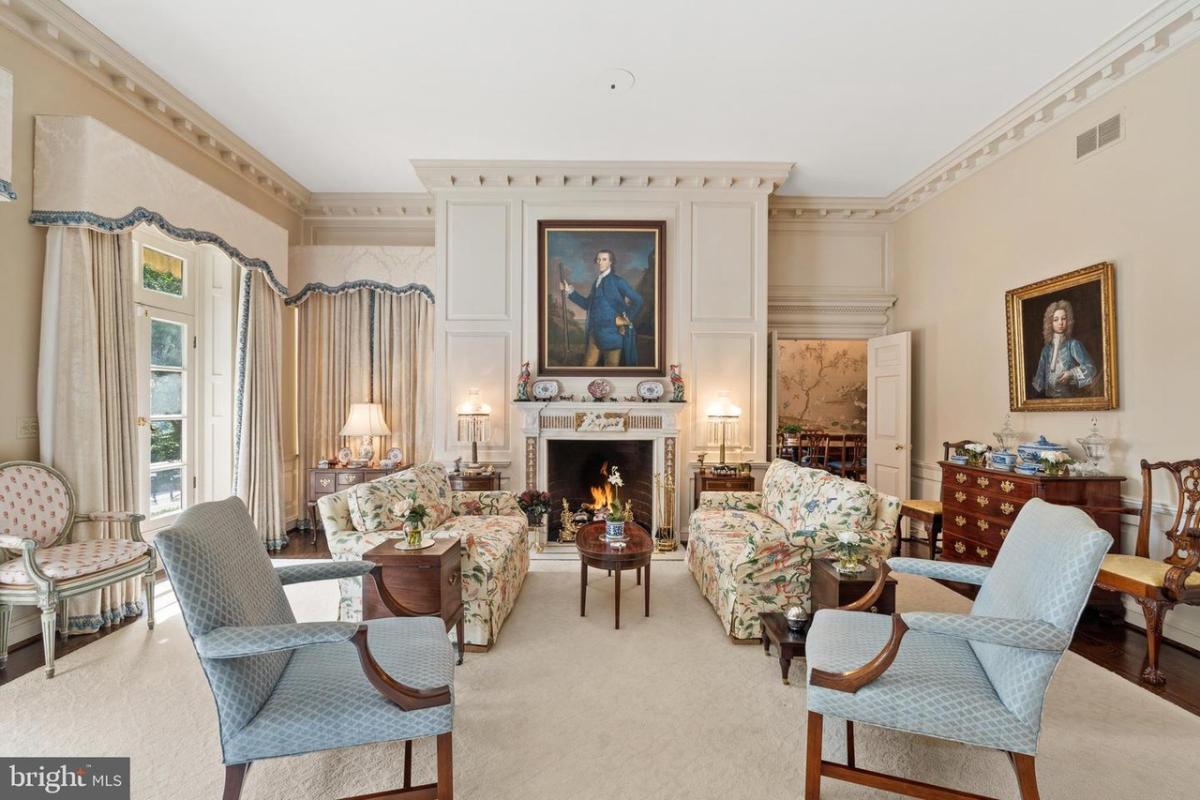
[531,379,561,400]
[587,379,614,400]
[636,380,664,401]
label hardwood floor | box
[2,528,1197,717]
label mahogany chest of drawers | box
[448,472,500,491]
[938,461,1124,613]
[305,465,410,532]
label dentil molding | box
[411,160,794,192]
[0,0,309,211]
[300,192,436,245]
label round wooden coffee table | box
[577,521,652,630]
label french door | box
[136,307,197,532]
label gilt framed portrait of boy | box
[1005,262,1118,412]
[537,220,666,377]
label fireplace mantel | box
[514,401,685,533]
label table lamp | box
[707,391,742,466]
[456,388,492,472]
[340,403,390,465]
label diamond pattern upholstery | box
[195,621,360,659]
[222,616,454,764]
[806,498,1111,756]
[806,610,1039,753]
[887,557,991,585]
[274,560,374,586]
[156,497,454,766]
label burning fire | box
[583,462,616,511]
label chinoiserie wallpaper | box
[776,339,868,432]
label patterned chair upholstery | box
[320,462,529,649]
[0,461,156,678]
[156,496,455,800]
[686,459,900,640]
[803,498,1112,800]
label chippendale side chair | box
[804,499,1111,800]
[1095,458,1200,685]
[0,461,156,678]
[156,497,455,800]
[892,440,974,558]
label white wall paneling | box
[691,203,755,322]
[445,201,511,321]
[690,331,757,460]
[443,331,511,459]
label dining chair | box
[156,497,455,800]
[0,460,156,678]
[805,498,1111,800]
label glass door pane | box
[143,315,191,524]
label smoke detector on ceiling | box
[600,68,636,93]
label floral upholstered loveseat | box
[318,462,529,649]
[687,459,900,640]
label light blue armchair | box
[156,497,455,800]
[803,498,1112,800]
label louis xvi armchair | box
[804,498,1111,800]
[0,461,156,678]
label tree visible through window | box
[142,246,185,297]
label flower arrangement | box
[604,467,627,539]
[962,442,990,466]
[517,489,552,519]
[832,530,866,574]
[1038,449,1074,476]
[392,491,429,546]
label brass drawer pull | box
[976,546,989,558]
[448,572,460,585]
[954,541,966,554]
[976,476,990,488]
[955,515,967,527]
[977,519,989,532]
[319,478,332,488]
[955,473,968,484]
[1000,480,1016,493]
[975,495,989,508]
[954,491,966,503]
[1000,502,1015,516]
[1000,529,1009,539]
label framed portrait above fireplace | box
[537,220,666,377]
[1005,262,1118,412]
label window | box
[141,245,186,298]
[146,314,190,517]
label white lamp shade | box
[706,391,742,420]
[456,388,492,417]
[340,403,391,437]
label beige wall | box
[891,39,1200,645]
[0,27,302,467]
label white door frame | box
[865,331,912,500]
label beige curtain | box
[375,290,434,464]
[37,227,142,632]
[235,269,286,549]
[297,291,372,506]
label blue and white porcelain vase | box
[605,519,625,540]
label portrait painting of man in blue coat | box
[1032,299,1097,398]
[539,221,664,375]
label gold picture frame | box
[1005,262,1118,412]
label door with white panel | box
[866,331,911,499]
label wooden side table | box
[448,472,500,491]
[693,468,755,509]
[760,611,809,685]
[576,521,652,630]
[811,558,897,615]
[362,535,465,664]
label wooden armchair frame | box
[1094,458,1200,684]
[805,564,1041,800]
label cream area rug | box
[2,560,1197,799]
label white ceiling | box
[64,0,1160,196]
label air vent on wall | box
[1076,114,1122,160]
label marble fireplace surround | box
[516,401,684,535]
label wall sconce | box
[456,388,492,473]
[339,402,391,466]
[706,391,742,466]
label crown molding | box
[411,160,794,192]
[0,0,310,212]
[768,196,894,223]
[767,289,896,338]
[303,192,435,219]
[300,192,435,245]
[884,0,1200,217]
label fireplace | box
[547,439,654,542]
